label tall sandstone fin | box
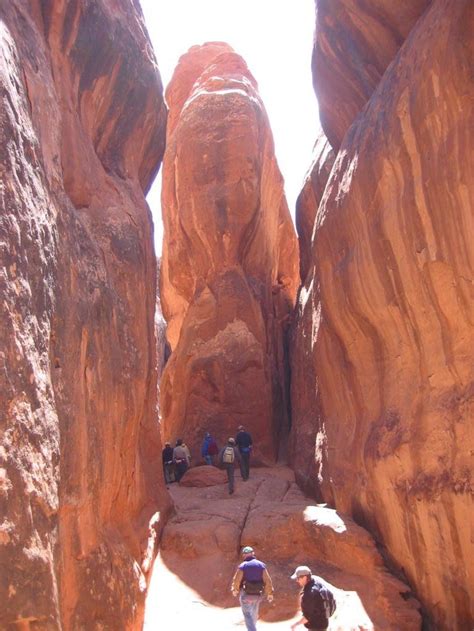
[0,1,170,629]
[160,43,299,464]
[292,1,473,628]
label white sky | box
[139,0,320,254]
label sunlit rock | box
[160,43,299,463]
[293,1,473,628]
[313,0,430,150]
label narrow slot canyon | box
[1,2,472,631]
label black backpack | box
[318,582,336,618]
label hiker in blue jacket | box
[201,432,218,465]
[231,545,273,631]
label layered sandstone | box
[0,1,170,629]
[313,0,430,150]
[295,130,335,283]
[160,43,299,463]
[292,1,473,628]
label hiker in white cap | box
[290,565,336,630]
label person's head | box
[176,438,183,446]
[290,566,312,587]
[228,437,235,445]
[165,442,171,448]
[205,432,211,438]
[238,425,244,431]
[241,545,255,559]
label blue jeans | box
[204,454,212,465]
[239,592,262,631]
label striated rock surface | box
[160,43,299,464]
[0,1,170,629]
[292,1,473,628]
[144,467,421,629]
[295,130,335,283]
[313,0,430,150]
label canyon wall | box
[160,43,299,463]
[291,1,473,628]
[0,1,170,628]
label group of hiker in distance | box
[231,545,337,631]
[161,424,253,493]
[162,429,337,630]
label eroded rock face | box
[295,130,335,283]
[292,1,473,628]
[160,43,299,463]
[0,2,170,628]
[313,0,430,150]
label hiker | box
[182,440,192,467]
[162,441,174,485]
[235,424,253,480]
[219,437,240,495]
[290,565,337,631]
[173,438,189,482]
[231,545,274,631]
[201,432,218,465]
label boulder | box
[179,466,227,487]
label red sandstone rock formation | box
[0,1,170,628]
[295,130,335,283]
[313,0,430,150]
[292,1,473,628]
[160,43,299,464]
[145,468,421,629]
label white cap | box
[290,565,312,579]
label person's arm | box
[263,568,274,600]
[234,447,241,462]
[290,615,308,630]
[231,568,243,597]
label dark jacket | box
[235,430,252,452]
[301,576,329,629]
[162,446,173,464]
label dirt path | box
[143,466,421,630]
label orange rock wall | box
[295,130,335,283]
[0,1,170,628]
[291,1,473,628]
[160,43,299,462]
[313,0,430,150]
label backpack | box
[318,582,336,618]
[243,580,264,595]
[208,439,218,456]
[222,446,235,464]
